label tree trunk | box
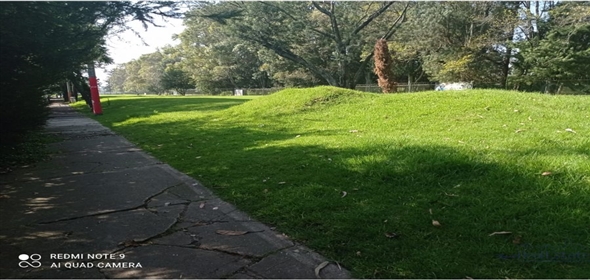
[501,46,512,89]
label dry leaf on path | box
[314,261,330,278]
[489,231,512,236]
[216,230,249,236]
[432,220,441,227]
[199,202,206,209]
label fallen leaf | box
[212,206,219,210]
[216,230,248,236]
[341,191,347,198]
[432,220,442,227]
[565,128,576,134]
[314,261,330,278]
[429,208,433,215]
[356,251,362,256]
[164,202,171,206]
[513,236,522,244]
[199,202,205,209]
[541,171,552,176]
[384,232,400,239]
[489,231,512,236]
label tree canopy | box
[0,1,182,135]
[105,1,588,95]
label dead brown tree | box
[374,39,397,93]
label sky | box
[95,17,186,83]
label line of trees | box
[106,1,589,95]
[1,2,182,138]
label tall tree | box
[177,11,271,92]
[511,1,589,93]
[160,68,195,95]
[198,1,409,89]
[392,2,518,87]
[0,1,183,135]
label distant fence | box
[355,83,435,93]
[239,87,285,95]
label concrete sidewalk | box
[0,101,349,279]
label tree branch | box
[352,2,395,35]
[382,3,410,40]
[243,33,338,86]
[312,1,343,45]
[263,2,336,41]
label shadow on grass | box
[111,113,590,278]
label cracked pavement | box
[0,101,350,279]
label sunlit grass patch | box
[74,87,590,278]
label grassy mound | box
[225,86,374,117]
[75,88,590,278]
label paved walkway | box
[0,101,349,279]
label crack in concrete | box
[113,202,190,250]
[38,183,183,224]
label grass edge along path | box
[73,87,590,278]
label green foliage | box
[160,68,195,95]
[0,129,56,172]
[393,2,517,86]
[511,2,590,93]
[76,88,590,278]
[196,1,409,88]
[102,1,588,94]
[0,1,182,135]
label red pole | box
[87,62,103,115]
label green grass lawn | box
[74,87,590,278]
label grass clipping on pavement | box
[74,86,590,278]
